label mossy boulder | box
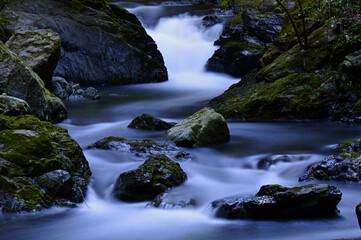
[0,41,66,123]
[165,107,230,147]
[128,113,176,131]
[0,95,30,116]
[113,154,187,202]
[211,184,342,220]
[87,136,190,161]
[1,0,167,85]
[5,28,61,87]
[0,114,91,212]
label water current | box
[1,2,361,240]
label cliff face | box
[1,0,168,86]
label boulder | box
[0,41,67,123]
[340,49,361,77]
[147,192,196,209]
[211,184,342,220]
[5,28,61,87]
[128,113,175,130]
[50,76,73,100]
[0,95,30,116]
[356,203,361,228]
[113,154,187,202]
[202,15,222,28]
[1,0,168,85]
[299,155,361,182]
[88,136,190,161]
[206,8,283,77]
[165,107,230,147]
[0,114,91,212]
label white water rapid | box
[2,2,361,240]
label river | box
[1,1,361,240]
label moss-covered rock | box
[113,154,187,202]
[0,114,91,212]
[211,184,342,219]
[1,0,167,85]
[165,107,230,147]
[6,28,61,87]
[0,41,66,123]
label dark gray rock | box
[5,28,61,87]
[211,184,342,220]
[113,154,187,202]
[202,15,222,28]
[83,87,100,100]
[50,77,73,100]
[87,136,190,161]
[37,170,74,197]
[1,0,167,86]
[206,8,283,77]
[0,95,30,116]
[299,155,361,182]
[128,113,175,130]
[0,41,66,123]
[256,155,310,170]
[356,202,361,228]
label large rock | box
[165,107,230,147]
[0,95,30,116]
[356,203,361,228]
[128,113,175,130]
[113,154,187,202]
[88,136,190,161]
[5,28,61,86]
[206,6,283,77]
[211,184,342,220]
[1,0,168,85]
[299,155,361,182]
[0,114,91,212]
[0,41,66,122]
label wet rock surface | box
[128,113,175,130]
[147,192,196,209]
[211,184,342,220]
[113,154,187,202]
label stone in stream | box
[128,113,176,130]
[113,154,187,202]
[211,184,342,220]
[147,192,196,209]
[165,107,230,147]
[356,203,361,228]
[87,136,190,161]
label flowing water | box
[1,2,361,240]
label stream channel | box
[1,1,361,239]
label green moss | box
[337,140,356,151]
[229,11,244,25]
[338,151,361,159]
[353,100,361,112]
[0,175,17,193]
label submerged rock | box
[165,107,230,147]
[0,41,66,123]
[0,95,30,116]
[211,184,342,220]
[356,203,361,228]
[5,28,61,87]
[113,154,187,202]
[147,192,196,209]
[257,155,292,169]
[0,114,91,212]
[128,113,175,130]
[88,136,190,161]
[1,0,168,85]
[50,77,100,101]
